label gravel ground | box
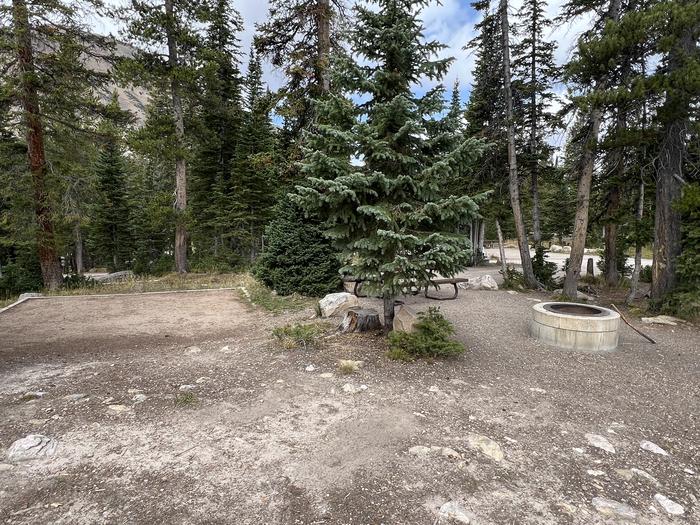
[0,285,697,524]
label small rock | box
[132,394,147,404]
[587,469,606,476]
[7,434,58,462]
[107,404,130,413]
[179,384,196,392]
[684,468,695,475]
[127,389,142,395]
[220,345,233,354]
[21,391,47,401]
[592,497,637,521]
[305,365,316,372]
[440,447,461,459]
[438,501,471,524]
[0,463,15,471]
[585,433,615,454]
[102,397,114,404]
[640,315,680,326]
[318,292,359,318]
[184,346,202,354]
[466,434,504,462]
[195,377,210,384]
[408,445,432,456]
[342,383,368,394]
[319,372,334,378]
[630,468,659,486]
[28,418,49,426]
[572,447,585,454]
[654,494,684,516]
[640,440,668,456]
[529,387,547,393]
[64,393,88,402]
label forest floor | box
[0,280,698,524]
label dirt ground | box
[0,285,698,524]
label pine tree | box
[295,0,488,332]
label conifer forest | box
[1,0,698,319]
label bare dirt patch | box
[0,287,698,524]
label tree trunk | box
[165,0,188,274]
[650,20,694,302]
[562,0,622,299]
[496,219,508,277]
[603,184,620,285]
[382,292,395,335]
[500,0,537,288]
[12,0,63,290]
[316,0,331,93]
[529,15,541,246]
[626,180,644,305]
[74,223,83,275]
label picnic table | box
[341,276,470,301]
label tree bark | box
[603,184,620,285]
[74,223,83,275]
[650,19,694,301]
[165,0,188,274]
[382,292,395,334]
[529,12,541,246]
[626,180,644,305]
[12,0,64,290]
[316,0,331,93]
[563,0,622,298]
[500,0,537,288]
[496,219,508,277]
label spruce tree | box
[295,0,488,332]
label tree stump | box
[587,257,595,276]
[338,308,381,333]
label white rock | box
[529,387,547,394]
[195,376,210,384]
[220,345,233,354]
[64,393,88,402]
[654,494,684,516]
[592,497,637,521]
[458,275,498,291]
[587,470,606,476]
[409,446,460,459]
[640,440,669,456]
[466,434,504,462]
[127,389,142,395]
[630,468,659,486]
[179,384,196,392]
[342,383,367,394]
[318,292,359,318]
[107,404,130,413]
[640,315,681,326]
[132,394,147,404]
[185,346,202,354]
[7,434,58,462]
[683,468,695,475]
[586,433,615,454]
[305,365,316,372]
[572,447,585,454]
[0,463,15,471]
[438,501,471,524]
[550,244,563,253]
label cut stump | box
[338,308,381,333]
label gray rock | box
[179,384,196,392]
[7,434,58,462]
[438,501,471,524]
[458,275,498,291]
[654,494,684,516]
[408,445,461,459]
[393,305,418,333]
[184,346,202,355]
[132,394,147,404]
[591,497,637,521]
[107,404,130,413]
[318,292,359,318]
[640,440,669,456]
[466,433,504,462]
[585,433,615,454]
[305,365,316,372]
[342,383,368,394]
[64,393,88,402]
[18,292,43,300]
[95,270,134,283]
[640,315,681,326]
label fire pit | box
[530,302,620,351]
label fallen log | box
[611,303,656,344]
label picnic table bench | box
[341,276,470,301]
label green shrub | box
[272,322,327,349]
[639,264,652,283]
[0,255,43,298]
[62,274,98,290]
[532,245,557,288]
[388,307,465,360]
[501,265,525,290]
[254,195,341,297]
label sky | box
[95,0,594,148]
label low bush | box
[532,245,557,288]
[388,307,465,361]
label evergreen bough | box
[254,196,340,297]
[295,0,488,331]
[388,307,465,360]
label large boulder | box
[458,275,498,291]
[7,434,57,462]
[550,244,563,253]
[318,292,359,318]
[393,305,418,332]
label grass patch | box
[272,322,328,349]
[388,307,465,361]
[0,296,18,309]
[174,392,197,406]
[337,359,362,375]
[236,274,314,314]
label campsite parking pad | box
[0,288,697,524]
